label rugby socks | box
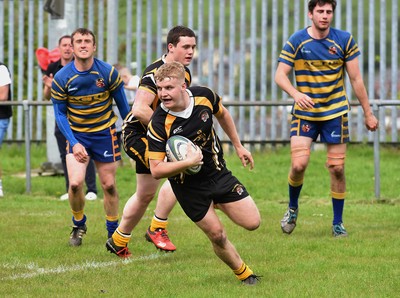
[106,215,119,238]
[288,176,303,209]
[150,215,168,232]
[233,262,253,280]
[331,191,346,225]
[112,227,131,247]
[72,212,86,226]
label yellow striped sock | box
[112,227,131,247]
[72,209,84,221]
[233,262,253,280]
[106,215,119,222]
[150,216,168,232]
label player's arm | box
[275,62,314,110]
[0,84,9,101]
[345,57,378,131]
[149,145,202,180]
[0,67,11,101]
[131,88,156,125]
[112,86,130,120]
[215,106,254,170]
[42,73,53,100]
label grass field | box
[0,143,399,297]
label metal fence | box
[0,0,399,145]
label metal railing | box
[1,99,398,199]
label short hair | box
[166,25,196,47]
[58,35,71,45]
[71,28,96,45]
[154,62,185,83]
[308,0,337,13]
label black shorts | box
[170,167,249,222]
[122,119,150,174]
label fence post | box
[373,103,380,199]
[23,100,31,194]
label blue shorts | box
[0,118,10,147]
[290,114,349,144]
[67,125,121,163]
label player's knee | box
[69,182,83,194]
[291,160,308,174]
[326,153,345,178]
[327,164,345,179]
[291,147,310,174]
[243,219,260,231]
[103,183,117,196]
[209,229,227,247]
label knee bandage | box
[326,153,346,166]
[291,147,310,158]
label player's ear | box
[167,43,173,53]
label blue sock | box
[289,184,302,209]
[106,220,119,238]
[332,198,344,225]
[72,215,87,227]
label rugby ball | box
[166,135,202,175]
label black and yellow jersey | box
[123,55,192,133]
[147,86,225,182]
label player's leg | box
[145,179,177,251]
[322,114,349,237]
[195,204,259,285]
[281,133,313,234]
[217,196,260,231]
[66,153,88,246]
[121,173,160,232]
[84,159,97,200]
[95,160,120,238]
[326,143,347,237]
[54,123,69,200]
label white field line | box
[1,253,166,281]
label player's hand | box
[293,91,314,110]
[236,146,254,170]
[365,113,379,131]
[72,143,89,163]
[42,73,53,88]
[186,144,203,167]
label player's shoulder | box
[289,28,309,42]
[53,62,75,81]
[329,27,352,41]
[188,85,215,98]
[93,58,114,72]
[142,57,164,75]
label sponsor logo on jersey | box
[67,86,78,92]
[329,45,337,55]
[200,110,209,122]
[96,78,105,88]
[301,46,311,54]
[173,126,183,134]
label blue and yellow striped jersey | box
[51,58,126,133]
[278,27,360,121]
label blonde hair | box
[154,61,185,83]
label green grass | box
[0,144,399,297]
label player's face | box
[308,3,334,31]
[157,77,187,111]
[168,36,196,66]
[59,38,72,60]
[72,33,96,60]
